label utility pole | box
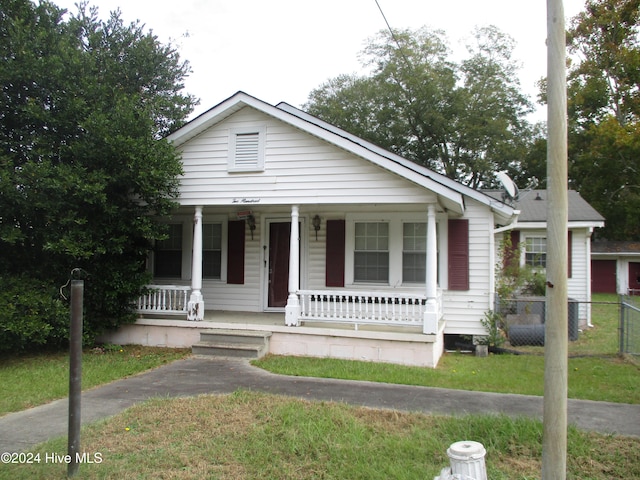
[542,0,568,478]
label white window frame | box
[345,213,430,287]
[353,221,390,284]
[202,216,228,282]
[524,235,547,268]
[228,125,266,172]
[202,222,224,280]
[153,223,184,279]
[402,222,427,283]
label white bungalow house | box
[486,189,605,329]
[101,91,555,366]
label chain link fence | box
[620,295,640,356]
[494,296,580,347]
[492,295,622,355]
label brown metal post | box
[68,279,83,477]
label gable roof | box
[167,91,516,221]
[484,189,605,227]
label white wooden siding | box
[177,108,434,206]
[201,213,262,312]
[168,106,508,334]
[442,200,494,335]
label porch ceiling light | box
[312,214,321,240]
[247,214,256,239]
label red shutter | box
[448,219,469,291]
[227,220,245,284]
[326,219,345,287]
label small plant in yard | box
[478,310,507,348]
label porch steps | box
[192,329,272,359]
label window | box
[354,222,389,283]
[228,126,265,171]
[203,223,222,279]
[525,237,547,267]
[155,224,182,278]
[403,222,426,283]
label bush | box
[0,276,69,352]
[478,310,507,348]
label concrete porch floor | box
[140,310,426,335]
[98,310,445,367]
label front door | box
[268,222,291,307]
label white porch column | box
[285,205,301,326]
[187,206,204,321]
[424,204,439,334]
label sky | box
[53,0,588,122]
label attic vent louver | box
[228,126,265,172]
[235,132,260,167]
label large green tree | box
[304,26,534,188]
[566,0,640,239]
[0,0,196,350]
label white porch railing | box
[136,285,190,315]
[298,290,428,327]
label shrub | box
[0,276,69,352]
[478,310,507,348]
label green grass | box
[254,352,639,404]
[2,391,639,480]
[1,295,638,478]
[253,294,640,404]
[514,293,622,356]
[0,345,190,416]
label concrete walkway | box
[1,356,639,454]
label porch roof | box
[167,91,516,222]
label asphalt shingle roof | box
[483,189,605,223]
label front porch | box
[130,202,447,366]
[136,284,443,332]
[99,309,445,367]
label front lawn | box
[253,294,639,404]
[0,345,190,416]
[2,391,638,480]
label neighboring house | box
[485,189,605,327]
[102,92,601,366]
[591,241,640,295]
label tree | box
[0,0,196,350]
[455,26,534,187]
[565,0,640,239]
[304,26,533,187]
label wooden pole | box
[543,0,568,478]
